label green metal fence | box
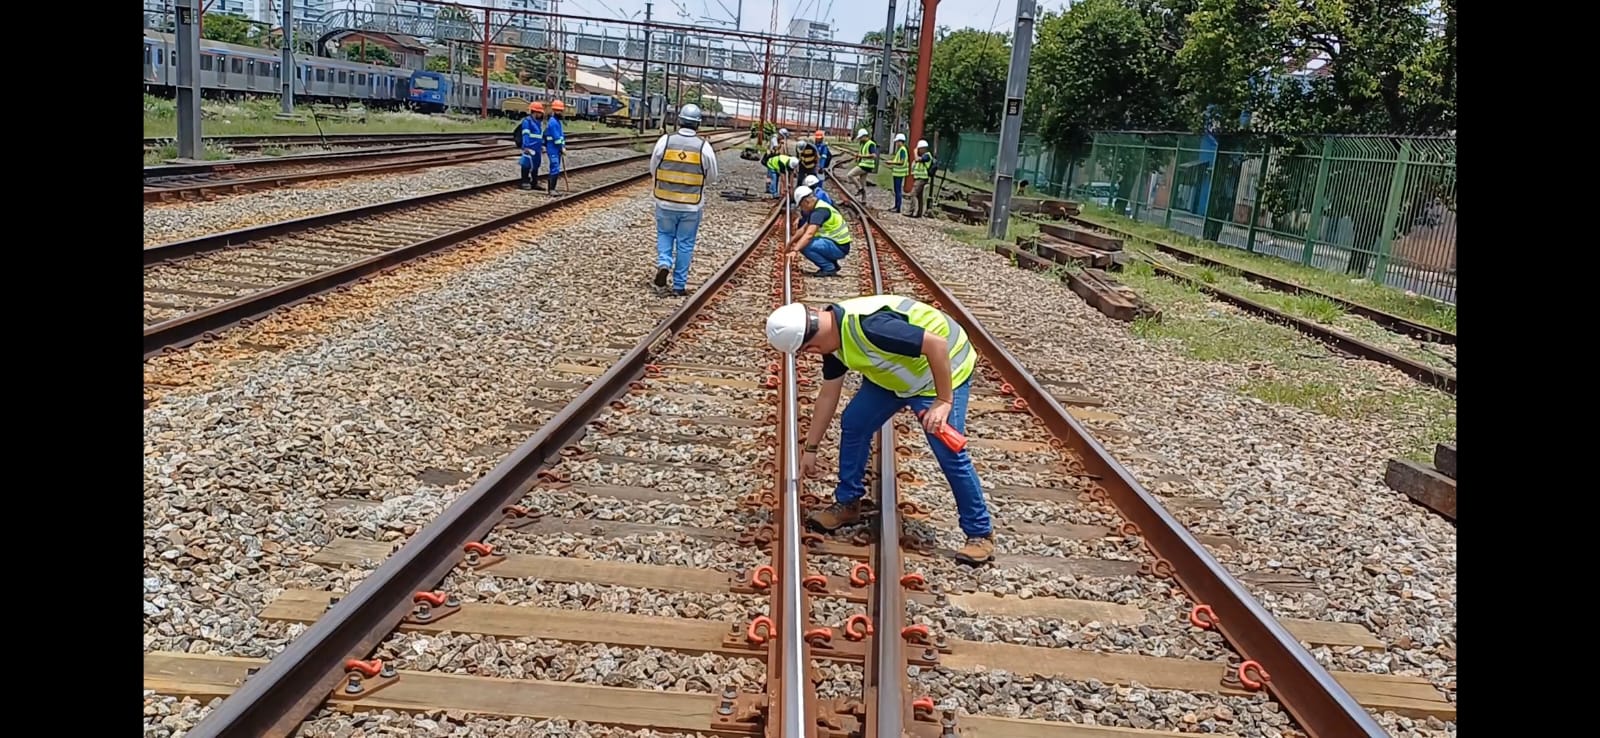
[1071,131,1457,304]
[947,131,1087,197]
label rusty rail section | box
[143,135,744,359]
[178,202,785,738]
[1140,254,1456,395]
[854,203,1390,738]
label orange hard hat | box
[813,130,824,140]
[550,99,566,113]
[528,100,541,112]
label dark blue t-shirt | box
[821,304,926,380]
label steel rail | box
[856,205,1390,738]
[176,202,786,738]
[776,191,810,738]
[848,197,908,738]
[143,141,508,182]
[143,134,746,358]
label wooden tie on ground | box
[1384,443,1455,521]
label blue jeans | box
[834,378,992,538]
[768,170,780,196]
[891,175,905,211]
[519,151,542,176]
[800,237,850,275]
[654,206,702,290]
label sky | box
[552,0,1038,49]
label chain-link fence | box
[1071,132,1457,304]
[946,131,1088,197]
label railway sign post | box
[988,0,1036,240]
[175,0,203,160]
[280,2,294,115]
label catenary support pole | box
[176,0,202,160]
[874,0,897,148]
[280,1,294,115]
[642,2,653,133]
[988,0,1036,240]
[905,0,937,197]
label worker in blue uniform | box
[516,101,545,191]
[543,99,569,195]
[812,130,832,181]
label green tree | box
[508,49,562,87]
[202,13,264,46]
[1027,0,1192,152]
[924,29,1010,146]
[343,44,397,66]
[856,25,916,134]
[680,87,723,114]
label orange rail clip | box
[850,562,876,587]
[1238,660,1270,690]
[1189,604,1218,630]
[843,613,874,641]
[748,565,776,590]
[746,616,774,645]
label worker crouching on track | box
[763,151,801,199]
[801,175,833,206]
[515,101,545,190]
[649,104,719,298]
[786,185,851,277]
[543,99,568,195]
[764,297,997,566]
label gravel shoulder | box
[877,214,1456,737]
[143,148,635,246]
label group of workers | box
[761,128,940,218]
[513,99,571,193]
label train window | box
[272,63,280,79]
[357,73,367,85]
[315,68,326,82]
[231,58,244,74]
[200,55,214,71]
[144,47,151,64]
[170,51,176,65]
[338,70,348,83]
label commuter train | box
[143,31,738,126]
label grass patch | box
[142,93,603,140]
[1076,206,1457,334]
[936,218,1038,254]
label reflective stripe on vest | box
[812,201,853,244]
[654,133,707,205]
[858,140,877,170]
[912,155,929,179]
[520,118,543,148]
[797,143,818,168]
[833,295,976,398]
[890,144,909,176]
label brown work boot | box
[954,535,996,566]
[807,500,863,532]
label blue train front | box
[407,71,449,112]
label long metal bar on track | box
[855,201,907,738]
[857,206,1389,738]
[178,203,785,738]
[777,192,809,738]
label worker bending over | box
[812,131,832,180]
[648,103,718,297]
[847,129,879,200]
[794,136,821,183]
[515,101,545,191]
[909,140,938,218]
[764,296,997,565]
[764,152,800,199]
[542,100,568,195]
[887,133,909,213]
[787,185,852,277]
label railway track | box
[144,130,718,203]
[144,176,1452,737]
[143,131,745,358]
[143,131,504,152]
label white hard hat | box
[893,133,906,142]
[779,128,790,136]
[855,128,868,139]
[917,139,929,149]
[766,302,811,354]
[802,175,821,187]
[793,185,813,203]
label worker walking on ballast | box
[543,99,568,195]
[764,296,997,565]
[648,103,719,297]
[515,101,545,190]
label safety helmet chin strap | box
[802,307,820,348]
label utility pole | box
[874,0,896,147]
[480,7,490,118]
[279,1,294,115]
[175,0,202,160]
[905,0,937,198]
[641,2,653,133]
[988,0,1036,239]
